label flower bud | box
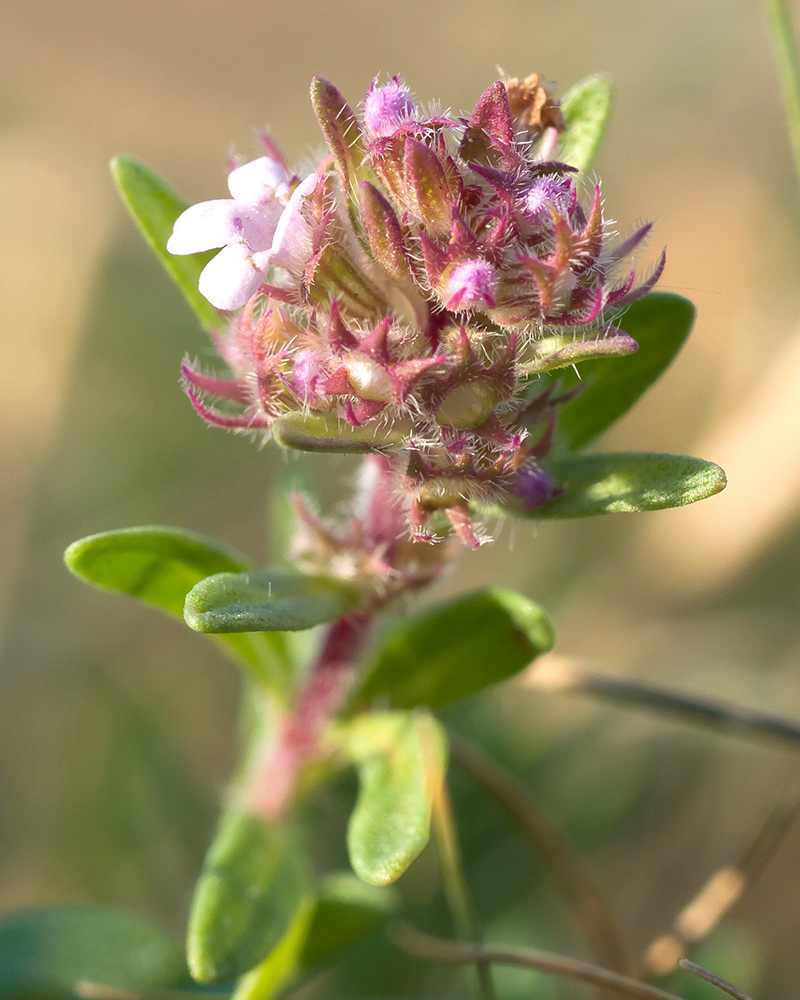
[363,77,417,138]
[440,259,498,311]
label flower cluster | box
[170,73,663,547]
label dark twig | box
[641,780,800,975]
[391,924,686,1000]
[524,656,800,751]
[449,732,629,973]
[679,959,755,1000]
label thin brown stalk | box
[449,732,629,973]
[524,655,800,751]
[641,781,800,976]
[431,778,497,1000]
[678,959,755,1000]
[391,924,686,1000]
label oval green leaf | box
[184,570,358,634]
[188,811,314,983]
[553,292,695,453]
[110,155,222,332]
[272,411,411,454]
[0,904,187,999]
[231,897,316,1000]
[64,527,289,689]
[556,73,613,173]
[350,588,554,711]
[519,452,727,518]
[343,711,447,886]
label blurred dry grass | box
[2,0,800,997]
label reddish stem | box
[248,612,372,821]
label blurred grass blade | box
[553,293,695,453]
[0,904,187,999]
[516,452,727,519]
[188,811,314,983]
[233,873,398,1000]
[232,898,316,1000]
[765,0,800,194]
[343,711,447,886]
[65,527,290,692]
[184,570,358,634]
[556,74,613,172]
[350,588,554,711]
[111,156,222,332]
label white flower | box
[167,156,318,311]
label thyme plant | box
[9,65,779,1000]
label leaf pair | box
[64,527,361,696]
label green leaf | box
[188,811,314,983]
[64,527,290,692]
[272,411,411,454]
[553,293,695,453]
[556,73,613,172]
[184,570,358,634]
[110,155,222,332]
[342,711,447,886]
[351,588,554,711]
[298,872,398,969]
[0,904,187,999]
[515,452,727,518]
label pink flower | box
[167,156,318,311]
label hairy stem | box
[248,612,372,819]
[431,779,497,1000]
[392,924,685,1000]
[765,0,800,193]
[449,732,629,973]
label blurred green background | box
[3,0,800,997]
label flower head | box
[171,73,664,546]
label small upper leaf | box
[556,73,613,173]
[111,156,222,332]
[351,588,554,711]
[184,570,359,634]
[342,711,447,886]
[514,452,727,518]
[0,904,186,999]
[552,293,695,453]
[65,527,289,688]
[188,810,314,983]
